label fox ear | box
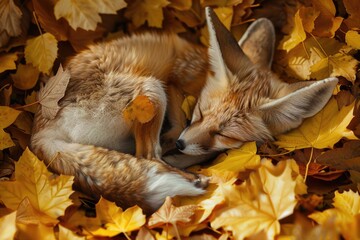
[258,78,338,135]
[238,18,275,68]
[205,7,253,86]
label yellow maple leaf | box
[0,52,18,73]
[310,52,358,82]
[0,148,74,219]
[208,142,260,173]
[123,95,156,124]
[125,0,169,28]
[25,33,58,74]
[0,106,21,150]
[264,159,307,195]
[54,0,126,31]
[0,0,22,37]
[280,36,356,81]
[345,30,360,50]
[309,190,360,237]
[91,197,146,237]
[211,159,298,239]
[0,211,17,240]
[275,98,356,150]
[11,63,40,90]
[279,9,306,52]
[181,95,196,120]
[17,221,56,240]
[16,197,59,226]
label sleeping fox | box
[30,7,337,213]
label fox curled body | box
[31,8,337,213]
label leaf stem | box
[304,147,314,182]
[32,11,43,36]
[172,223,181,240]
[14,101,40,110]
[124,232,131,240]
[260,149,295,157]
[310,33,328,57]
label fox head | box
[176,7,338,155]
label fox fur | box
[31,33,210,213]
[31,7,338,213]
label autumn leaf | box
[275,98,356,150]
[148,196,198,239]
[38,65,70,119]
[25,33,58,74]
[0,106,21,150]
[0,211,17,240]
[11,64,40,90]
[345,30,360,50]
[299,7,320,33]
[279,9,306,52]
[181,95,196,120]
[211,159,298,239]
[175,174,235,223]
[311,0,343,37]
[125,0,169,28]
[309,190,360,237]
[16,197,58,226]
[343,0,360,29]
[0,52,18,73]
[310,52,358,82]
[0,0,22,37]
[54,0,126,31]
[0,148,74,219]
[17,222,56,240]
[316,141,360,171]
[280,36,358,81]
[123,95,156,124]
[91,197,146,237]
[208,142,260,173]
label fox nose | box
[175,139,185,150]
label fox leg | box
[161,84,187,153]
[133,78,167,159]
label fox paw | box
[194,174,209,189]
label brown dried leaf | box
[316,141,360,171]
[11,64,40,90]
[0,0,22,37]
[38,65,70,119]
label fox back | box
[176,8,338,157]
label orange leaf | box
[123,95,156,124]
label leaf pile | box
[1,0,360,239]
